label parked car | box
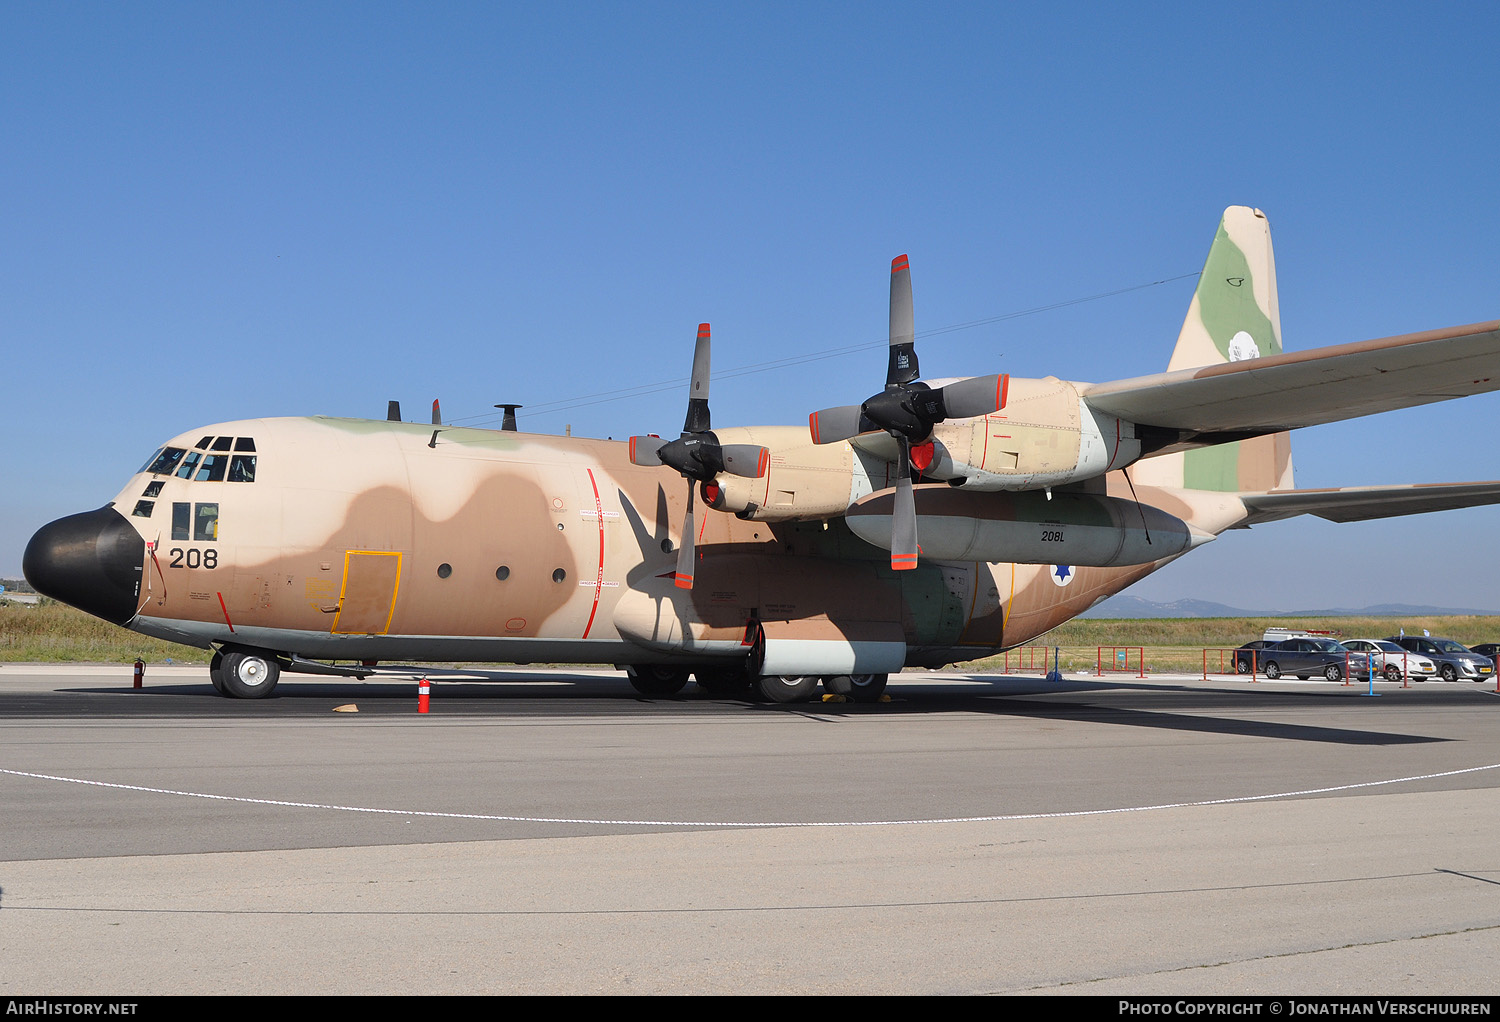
[1385,636,1496,682]
[1233,640,1273,673]
[1340,638,1438,682]
[1468,642,1500,663]
[1253,638,1374,682]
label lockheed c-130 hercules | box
[23,207,1500,701]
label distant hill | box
[1080,595,1500,619]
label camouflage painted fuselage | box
[113,414,1242,668]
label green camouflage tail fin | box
[1139,206,1294,493]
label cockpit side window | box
[228,454,256,482]
[145,447,187,476]
[194,454,227,482]
[175,451,202,479]
[194,503,219,541]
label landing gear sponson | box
[623,663,886,703]
[202,648,883,704]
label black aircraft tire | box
[694,665,753,696]
[755,674,821,703]
[219,650,280,699]
[209,651,227,695]
[848,673,888,702]
[822,675,853,697]
[626,665,691,697]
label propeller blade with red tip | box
[809,405,875,445]
[675,482,697,589]
[889,436,919,571]
[934,373,1009,418]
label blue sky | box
[3,3,1497,611]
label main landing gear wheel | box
[755,674,821,703]
[208,651,227,695]
[626,664,691,697]
[822,673,889,702]
[694,665,753,697]
[218,649,280,699]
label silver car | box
[1386,636,1497,683]
[1340,639,1437,682]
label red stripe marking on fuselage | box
[215,591,235,633]
[581,469,606,639]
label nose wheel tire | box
[219,650,280,699]
[208,651,227,695]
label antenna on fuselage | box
[387,400,402,422]
[432,399,442,425]
[494,404,523,432]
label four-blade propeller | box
[628,323,769,589]
[807,255,1008,570]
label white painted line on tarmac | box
[4,762,1500,830]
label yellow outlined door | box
[332,550,402,635]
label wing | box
[1239,480,1500,526]
[1082,320,1500,454]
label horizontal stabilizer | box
[1239,480,1500,526]
[1084,320,1500,453]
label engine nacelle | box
[923,376,1142,491]
[700,425,858,521]
[845,486,1211,566]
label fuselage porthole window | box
[495,566,510,581]
[437,563,453,578]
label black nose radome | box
[23,506,146,626]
